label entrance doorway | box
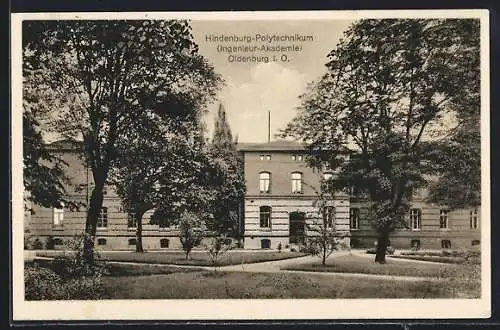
[289,211,306,244]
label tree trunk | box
[135,214,144,253]
[84,179,105,264]
[375,230,390,264]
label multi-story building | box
[25,139,481,251]
[237,140,481,250]
[237,140,350,249]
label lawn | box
[36,250,307,266]
[282,253,464,278]
[100,269,478,299]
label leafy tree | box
[112,117,214,253]
[281,19,480,263]
[178,211,206,260]
[22,110,68,211]
[23,20,221,261]
[207,104,246,237]
[306,182,347,266]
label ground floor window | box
[439,209,449,229]
[470,208,479,229]
[128,213,137,228]
[260,206,271,228]
[97,207,108,228]
[409,209,421,230]
[128,238,136,246]
[472,240,480,246]
[350,208,360,230]
[97,238,107,246]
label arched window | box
[259,172,271,193]
[409,208,421,230]
[261,239,271,249]
[291,172,302,193]
[128,238,137,246]
[160,239,170,248]
[97,238,107,246]
[97,207,108,228]
[260,206,272,228]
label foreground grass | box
[100,270,478,299]
[283,254,463,278]
[36,250,306,266]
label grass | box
[100,269,478,299]
[282,254,463,278]
[36,250,306,266]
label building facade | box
[24,140,481,251]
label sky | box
[190,19,354,143]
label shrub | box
[45,236,55,250]
[205,235,233,272]
[51,233,108,279]
[25,265,63,300]
[24,235,44,250]
[25,264,104,300]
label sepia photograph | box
[11,10,490,320]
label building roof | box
[236,140,306,152]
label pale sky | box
[190,19,354,143]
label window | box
[470,208,479,229]
[259,172,271,193]
[103,186,108,195]
[97,207,108,228]
[127,213,137,228]
[97,238,107,246]
[322,206,335,228]
[291,172,302,193]
[53,238,63,246]
[160,239,170,248]
[128,238,136,246]
[472,240,480,246]
[261,239,271,249]
[411,239,421,249]
[53,203,64,225]
[259,206,272,228]
[291,155,296,161]
[292,154,303,161]
[439,209,448,229]
[409,208,421,230]
[350,207,360,230]
[441,240,452,249]
[260,154,271,160]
